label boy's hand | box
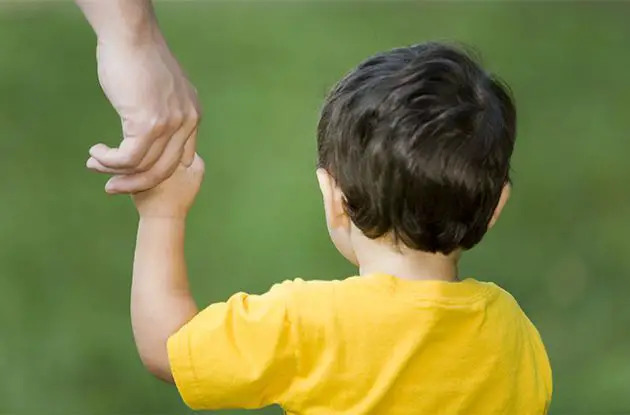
[132,154,204,219]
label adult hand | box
[86,33,200,194]
[76,0,200,194]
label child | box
[129,42,552,414]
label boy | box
[129,42,552,414]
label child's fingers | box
[190,153,205,176]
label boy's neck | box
[354,232,460,282]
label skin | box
[129,158,510,382]
[131,155,205,382]
[75,0,200,194]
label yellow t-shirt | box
[167,274,552,414]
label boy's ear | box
[316,168,349,230]
[488,183,511,229]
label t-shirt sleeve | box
[167,281,299,410]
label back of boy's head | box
[317,42,516,255]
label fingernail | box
[86,158,97,168]
[105,181,116,193]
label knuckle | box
[170,112,185,128]
[154,121,169,135]
[147,116,168,135]
[191,106,201,123]
[184,106,201,127]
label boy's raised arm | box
[132,218,198,382]
[130,156,205,382]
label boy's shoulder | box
[266,276,379,316]
[267,276,529,318]
[264,276,541,348]
[267,275,357,299]
[271,275,515,299]
[270,275,520,314]
[269,275,372,297]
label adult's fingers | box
[137,105,199,170]
[86,157,119,174]
[88,138,150,170]
[86,136,167,175]
[103,121,196,194]
[89,117,168,169]
[104,149,182,194]
[181,128,198,167]
[133,135,170,172]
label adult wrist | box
[83,0,162,47]
[97,17,162,48]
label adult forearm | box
[131,218,199,382]
[75,0,160,43]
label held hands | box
[132,153,205,219]
[86,29,200,194]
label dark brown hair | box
[317,42,516,254]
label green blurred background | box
[1,1,629,414]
